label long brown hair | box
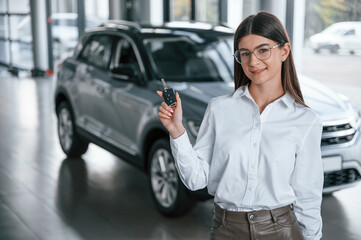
[233,11,308,107]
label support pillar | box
[30,0,49,76]
[77,0,85,38]
[259,0,305,71]
[242,0,260,18]
[219,0,227,24]
[260,0,287,25]
[109,0,122,20]
[227,0,244,30]
[289,0,306,72]
[150,0,163,25]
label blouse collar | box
[232,84,295,108]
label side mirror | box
[110,64,139,81]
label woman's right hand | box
[156,91,186,139]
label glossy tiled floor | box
[0,72,361,240]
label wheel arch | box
[55,88,74,114]
[142,127,169,172]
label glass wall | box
[0,0,6,11]
[170,0,219,23]
[51,0,107,61]
[196,0,218,23]
[302,0,361,110]
[0,0,33,69]
[0,40,10,64]
[85,0,108,28]
[8,0,30,13]
[171,0,191,21]
[51,0,76,60]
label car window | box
[344,29,355,36]
[144,36,233,82]
[113,37,141,72]
[80,35,113,69]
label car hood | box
[167,81,234,118]
[299,75,355,121]
[168,81,234,102]
[168,76,354,122]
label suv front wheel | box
[57,101,89,157]
[148,138,195,217]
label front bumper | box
[321,128,361,193]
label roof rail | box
[99,20,142,31]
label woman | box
[157,11,323,240]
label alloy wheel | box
[150,148,179,208]
[58,107,73,152]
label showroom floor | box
[0,69,361,240]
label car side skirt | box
[76,126,145,171]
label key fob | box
[163,88,177,107]
[160,78,177,107]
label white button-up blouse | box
[169,84,324,240]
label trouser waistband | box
[213,203,293,224]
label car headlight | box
[350,110,361,130]
[338,93,361,129]
[188,120,201,137]
[337,93,349,102]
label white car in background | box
[309,21,361,54]
[51,13,103,59]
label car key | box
[161,78,177,107]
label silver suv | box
[55,21,361,217]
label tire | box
[322,192,334,197]
[148,138,195,217]
[56,101,89,157]
[330,45,339,54]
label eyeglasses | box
[233,43,284,64]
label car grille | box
[321,122,357,147]
[324,168,361,188]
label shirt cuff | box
[169,130,192,151]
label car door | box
[105,34,152,158]
[74,34,114,137]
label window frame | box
[78,33,114,71]
[108,32,147,82]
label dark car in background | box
[55,20,361,217]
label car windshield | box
[144,36,234,82]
